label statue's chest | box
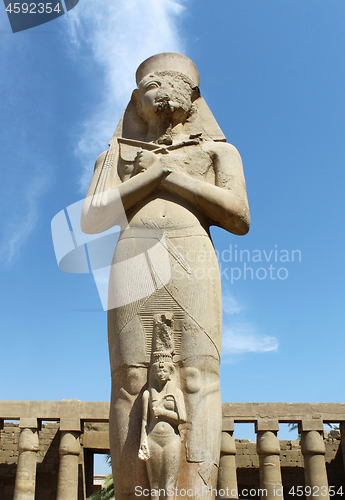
[161,145,214,181]
[152,395,175,412]
[118,142,214,183]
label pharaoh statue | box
[81,53,250,500]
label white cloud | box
[222,323,279,355]
[222,292,243,315]
[0,173,49,265]
[64,0,186,192]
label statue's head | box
[151,350,174,385]
[134,71,200,124]
[110,53,226,145]
[133,53,200,125]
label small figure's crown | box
[152,351,173,364]
[136,52,199,86]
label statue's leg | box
[164,231,222,500]
[146,436,163,493]
[109,366,150,500]
[178,356,222,500]
[160,434,181,500]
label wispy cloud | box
[64,0,186,192]
[222,323,279,356]
[221,291,278,356]
[0,173,50,266]
[222,292,244,315]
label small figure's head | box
[151,359,174,385]
[133,71,200,124]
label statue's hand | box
[138,442,150,461]
[152,407,163,419]
[134,150,158,175]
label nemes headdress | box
[136,53,200,86]
[92,53,226,193]
[109,52,226,145]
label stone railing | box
[0,401,344,500]
[220,403,345,500]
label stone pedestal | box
[56,418,81,500]
[217,419,238,498]
[13,418,39,500]
[299,420,329,500]
[256,419,283,500]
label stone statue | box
[81,53,250,500]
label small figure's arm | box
[152,405,180,425]
[138,389,150,461]
[153,390,186,426]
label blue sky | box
[1,0,344,471]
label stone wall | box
[0,422,20,499]
[1,421,344,500]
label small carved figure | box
[139,355,186,500]
[138,313,186,500]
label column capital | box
[220,430,236,455]
[301,429,326,455]
[255,418,279,432]
[19,418,38,429]
[59,418,81,432]
[298,419,324,432]
[222,418,234,432]
[256,430,281,456]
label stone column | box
[217,418,238,499]
[340,422,345,475]
[299,419,330,500]
[13,418,39,500]
[57,418,81,500]
[255,419,283,500]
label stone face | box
[81,52,251,500]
